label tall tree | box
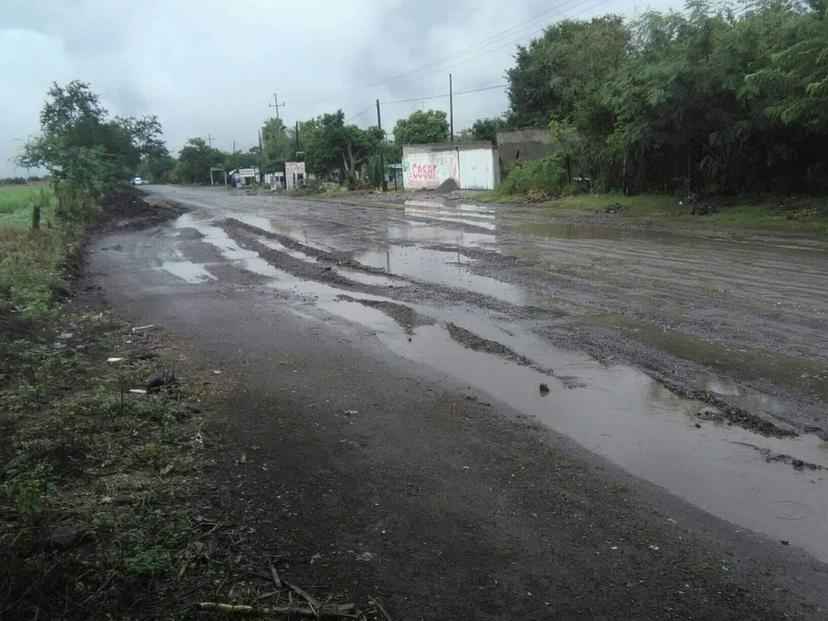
[173,138,224,184]
[304,111,383,181]
[20,81,170,197]
[506,16,629,128]
[462,117,508,143]
[392,110,450,147]
[261,117,297,171]
[502,2,828,194]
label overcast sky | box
[0,0,678,176]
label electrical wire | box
[287,0,608,106]
[380,83,507,106]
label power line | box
[349,105,374,121]
[375,0,609,96]
[380,83,506,106]
[343,1,582,92]
[288,0,607,106]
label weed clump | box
[498,154,568,199]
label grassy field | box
[0,183,55,229]
[0,183,71,319]
[483,191,828,235]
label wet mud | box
[126,186,828,567]
[336,295,432,335]
[445,322,551,373]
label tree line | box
[504,0,828,195]
[25,0,825,197]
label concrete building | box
[402,141,500,191]
[496,129,555,171]
[285,161,306,190]
[229,167,260,187]
[264,172,284,189]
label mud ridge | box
[677,383,795,437]
[336,295,433,335]
[223,219,570,323]
[730,441,825,471]
[445,322,554,375]
[219,220,385,292]
[556,323,801,438]
[222,218,390,275]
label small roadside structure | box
[386,163,403,190]
[209,166,227,187]
[402,141,499,191]
[228,167,260,187]
[285,162,306,190]
[496,129,555,170]
[264,171,284,189]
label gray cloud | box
[0,0,676,176]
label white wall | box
[402,144,498,190]
[402,147,459,189]
[458,148,497,190]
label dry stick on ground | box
[283,580,320,615]
[269,564,282,589]
[198,602,357,617]
[368,596,393,621]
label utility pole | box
[207,133,213,147]
[449,73,454,142]
[258,130,264,184]
[269,93,286,121]
[295,120,300,159]
[376,99,387,192]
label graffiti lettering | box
[411,163,438,180]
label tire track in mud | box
[218,217,566,321]
[335,295,433,335]
[217,217,797,438]
[445,322,555,376]
[218,219,570,374]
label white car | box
[131,176,142,185]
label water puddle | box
[458,203,496,215]
[513,221,652,241]
[406,329,828,563]
[404,206,496,231]
[257,237,316,262]
[355,245,524,304]
[169,208,828,562]
[404,200,497,232]
[160,260,216,284]
[332,267,406,288]
[703,377,793,424]
[387,223,495,247]
[234,214,276,232]
[175,213,281,278]
[305,295,828,563]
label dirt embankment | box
[0,190,378,620]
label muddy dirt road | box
[89,185,828,618]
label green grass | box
[484,190,828,235]
[0,184,74,319]
[0,184,55,229]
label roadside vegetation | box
[159,1,828,231]
[489,191,828,235]
[503,1,828,197]
[470,0,828,233]
[0,83,194,618]
[2,81,379,619]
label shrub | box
[54,180,97,222]
[0,228,69,318]
[123,543,171,577]
[499,154,568,197]
[3,460,55,517]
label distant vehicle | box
[131,176,142,185]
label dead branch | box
[198,602,356,617]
